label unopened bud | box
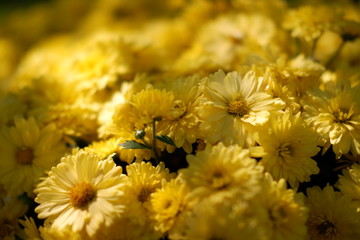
[135,129,146,139]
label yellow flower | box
[65,32,134,96]
[303,85,360,158]
[85,137,121,160]
[200,69,284,146]
[19,216,42,240]
[255,110,320,188]
[173,13,278,74]
[0,117,66,196]
[34,150,127,238]
[157,75,203,153]
[256,173,308,240]
[148,178,191,233]
[123,162,175,226]
[283,5,340,42]
[180,142,263,202]
[337,163,360,211]
[24,77,100,141]
[0,183,28,239]
[94,215,162,240]
[306,185,360,240]
[131,87,176,124]
[180,198,262,240]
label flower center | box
[332,107,353,123]
[308,216,337,240]
[269,202,289,223]
[227,98,250,117]
[69,182,96,208]
[278,143,292,159]
[210,170,231,190]
[138,187,154,203]
[16,148,34,165]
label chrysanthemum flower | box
[306,185,360,240]
[173,13,278,74]
[148,178,191,233]
[254,110,320,188]
[34,150,127,238]
[0,185,28,239]
[85,137,121,160]
[264,55,325,111]
[0,117,66,196]
[131,87,176,124]
[199,69,284,146]
[157,75,203,153]
[123,162,175,226]
[303,86,360,158]
[283,5,340,42]
[94,215,162,240]
[24,76,100,141]
[256,173,308,240]
[180,143,263,202]
[19,216,41,240]
[180,198,261,240]
[337,163,360,211]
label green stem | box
[325,40,346,68]
[152,118,160,164]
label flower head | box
[199,69,284,146]
[256,173,309,240]
[255,110,320,188]
[180,142,263,202]
[34,150,127,238]
[0,117,66,196]
[337,163,360,211]
[306,185,360,240]
[303,86,360,158]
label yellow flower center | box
[138,187,154,203]
[227,98,250,117]
[308,216,337,240]
[278,143,292,159]
[269,202,289,223]
[332,107,353,123]
[210,170,231,190]
[69,182,96,208]
[16,148,34,165]
[163,199,173,209]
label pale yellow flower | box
[306,185,360,240]
[256,173,309,240]
[123,162,175,226]
[148,178,191,233]
[180,142,263,202]
[0,117,66,196]
[337,163,360,211]
[283,5,340,42]
[157,75,203,153]
[200,69,284,146]
[180,198,262,240]
[255,110,320,188]
[303,85,360,158]
[34,150,127,238]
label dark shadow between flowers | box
[298,147,341,195]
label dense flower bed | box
[1,0,360,239]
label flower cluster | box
[1,0,360,239]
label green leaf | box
[119,140,151,149]
[156,135,176,146]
